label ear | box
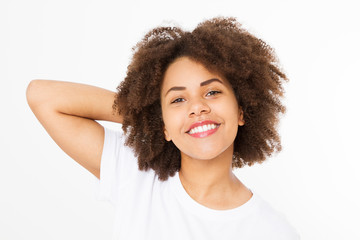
[163,126,171,141]
[238,107,245,126]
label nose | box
[189,98,211,117]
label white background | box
[1,0,359,239]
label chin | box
[181,147,228,161]
[174,139,234,161]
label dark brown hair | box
[113,17,288,181]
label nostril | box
[191,109,209,116]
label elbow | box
[26,79,43,109]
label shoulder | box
[250,193,300,240]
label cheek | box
[215,99,239,119]
[162,107,184,134]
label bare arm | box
[26,80,122,179]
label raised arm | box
[26,80,123,179]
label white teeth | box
[188,124,218,134]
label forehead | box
[161,57,227,93]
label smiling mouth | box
[187,123,220,135]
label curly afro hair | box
[113,17,288,181]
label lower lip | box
[187,126,219,138]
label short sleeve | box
[94,127,139,205]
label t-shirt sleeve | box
[254,194,300,240]
[94,127,139,205]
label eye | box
[171,98,185,104]
[170,91,221,104]
[206,90,221,96]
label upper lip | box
[186,120,220,133]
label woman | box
[27,17,299,239]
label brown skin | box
[114,17,287,181]
[26,80,122,179]
[27,16,286,209]
[161,57,252,209]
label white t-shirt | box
[95,127,300,240]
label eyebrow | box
[165,78,223,96]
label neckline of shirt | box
[169,171,259,221]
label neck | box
[179,143,241,200]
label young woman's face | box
[160,57,244,161]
